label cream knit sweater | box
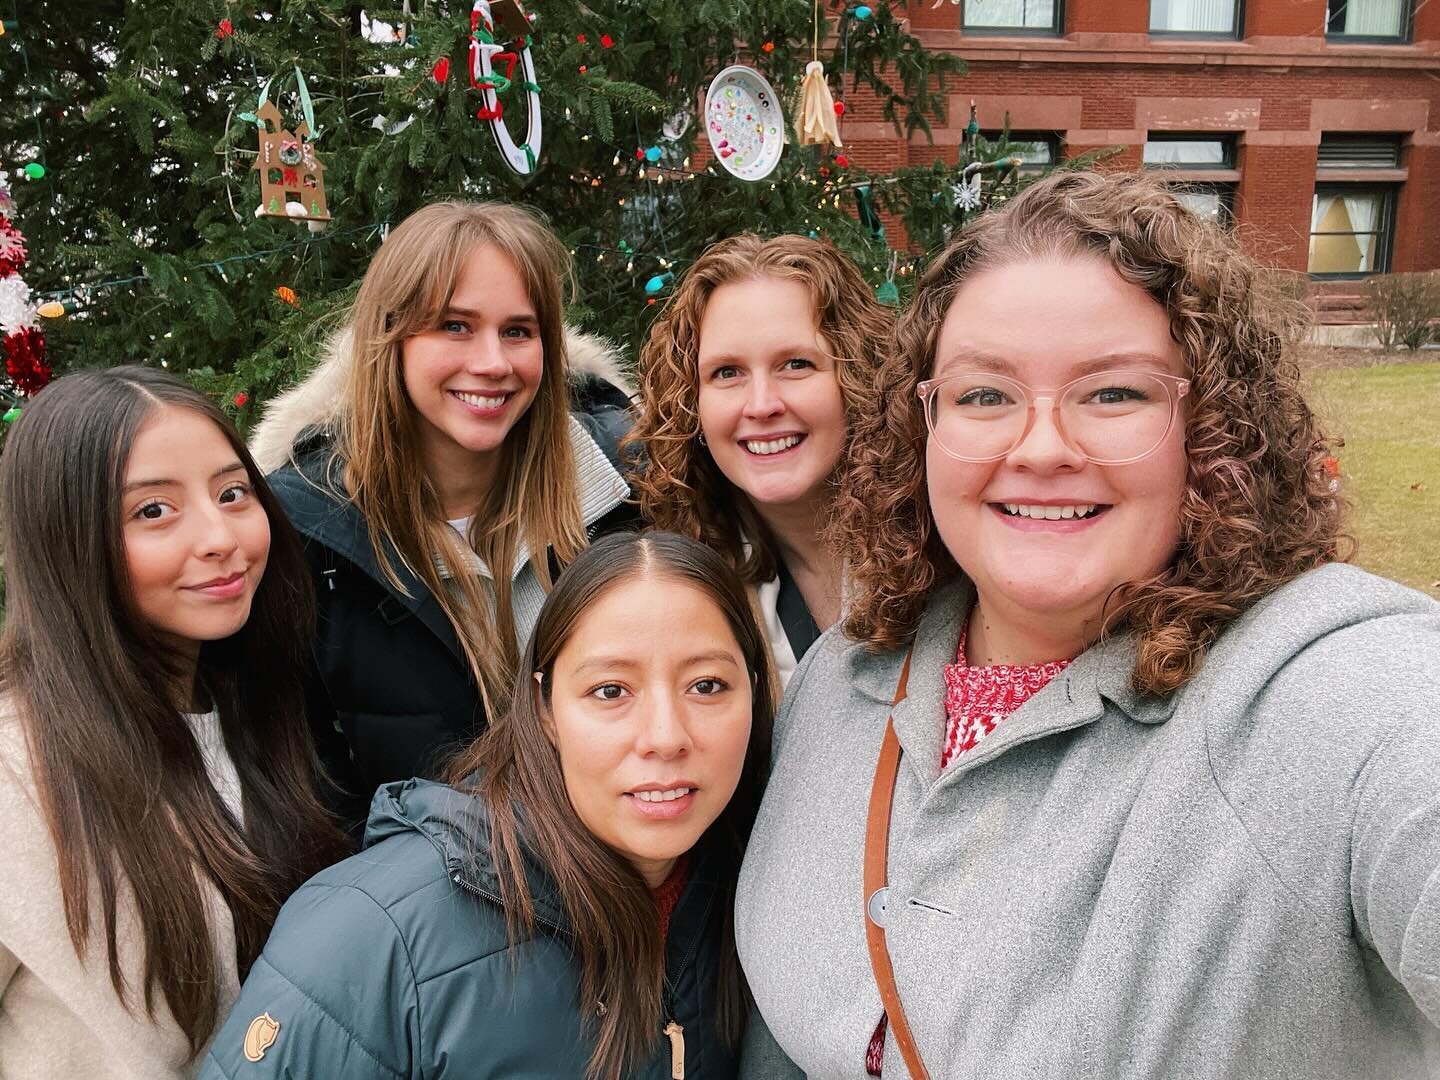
[0,707,240,1079]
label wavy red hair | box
[627,233,893,584]
[837,171,1350,694]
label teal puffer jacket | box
[201,779,738,1079]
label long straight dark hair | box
[0,366,349,1057]
[447,530,775,1080]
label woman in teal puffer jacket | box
[201,531,774,1079]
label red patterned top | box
[865,620,1073,1076]
[652,853,690,944]
[939,623,1074,769]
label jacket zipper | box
[663,1021,685,1079]
[446,862,569,937]
[659,886,713,1080]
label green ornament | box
[22,162,45,180]
[3,407,22,423]
[876,279,900,306]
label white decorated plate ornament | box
[470,0,542,176]
[704,65,784,182]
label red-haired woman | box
[629,234,892,686]
[737,172,1440,1078]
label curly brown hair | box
[836,170,1350,695]
[627,233,893,584]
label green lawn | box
[1307,360,1440,598]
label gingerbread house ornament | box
[252,101,331,227]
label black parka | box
[270,385,640,829]
[200,779,740,1079]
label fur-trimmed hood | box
[248,325,633,474]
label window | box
[1143,136,1234,168]
[1149,0,1240,35]
[1171,184,1234,226]
[1326,0,1409,41]
[1316,134,1402,169]
[963,0,1062,34]
[1143,136,1236,226]
[979,131,1059,172]
[1309,187,1393,275]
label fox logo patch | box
[243,1012,280,1062]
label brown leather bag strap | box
[863,647,930,1080]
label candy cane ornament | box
[469,0,543,176]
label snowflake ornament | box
[953,172,983,211]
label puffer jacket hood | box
[249,323,635,473]
[362,777,572,933]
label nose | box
[742,373,785,421]
[634,690,693,760]
[1004,396,1087,472]
[464,333,514,379]
[192,501,241,561]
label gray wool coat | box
[735,563,1440,1079]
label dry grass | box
[1303,354,1440,598]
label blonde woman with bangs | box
[250,201,638,827]
[628,234,892,686]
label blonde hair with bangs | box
[627,233,893,585]
[337,200,585,718]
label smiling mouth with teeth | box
[999,503,1106,520]
[451,390,510,409]
[629,787,694,802]
[743,434,804,456]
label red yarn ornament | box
[233,392,249,408]
[432,57,451,83]
[834,100,846,116]
[0,216,26,278]
[4,327,51,396]
[215,18,234,39]
[600,33,614,48]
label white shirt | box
[184,709,244,825]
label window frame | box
[1142,133,1238,170]
[1308,184,1396,279]
[1324,0,1412,44]
[1316,133,1404,170]
[961,0,1065,37]
[977,130,1061,172]
[1148,0,1245,39]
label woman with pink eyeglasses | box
[736,171,1440,1079]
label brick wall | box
[826,0,1440,296]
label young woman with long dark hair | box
[247,200,638,826]
[0,366,348,1078]
[202,531,773,1080]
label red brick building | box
[839,0,1440,317]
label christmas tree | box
[0,1,1058,416]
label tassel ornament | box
[798,60,843,147]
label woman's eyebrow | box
[122,462,246,494]
[933,349,1016,375]
[442,306,539,323]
